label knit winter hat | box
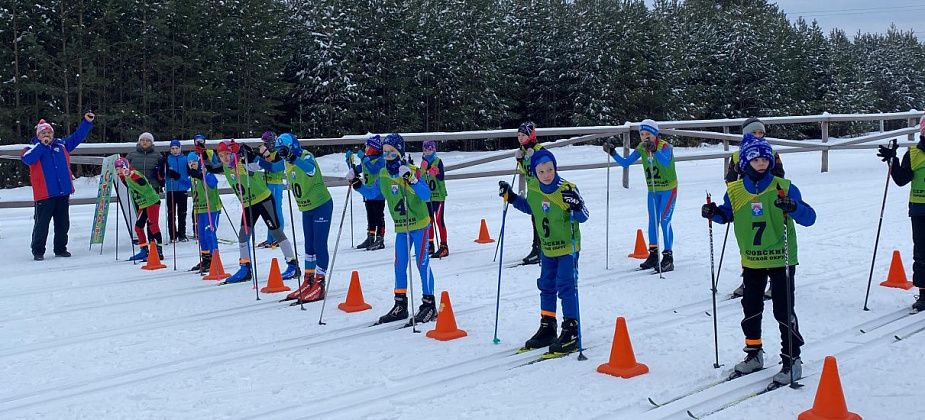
[518,121,537,142]
[742,117,766,135]
[739,137,775,172]
[187,152,200,162]
[383,133,405,156]
[169,139,182,148]
[529,148,557,176]
[422,140,437,151]
[35,119,53,137]
[365,134,383,152]
[114,157,130,170]
[138,132,155,142]
[639,119,659,138]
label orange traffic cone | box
[880,250,913,289]
[338,271,372,313]
[203,250,231,281]
[628,229,649,259]
[474,219,495,244]
[260,258,291,293]
[798,356,861,420]
[426,291,467,341]
[597,317,649,379]
[141,242,167,270]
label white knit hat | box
[138,132,154,142]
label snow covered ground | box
[1,145,922,419]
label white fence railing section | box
[0,110,921,208]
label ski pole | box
[715,224,731,287]
[115,180,121,261]
[645,155,663,279]
[493,181,512,344]
[235,151,260,300]
[318,187,353,325]
[567,192,588,361]
[605,145,611,270]
[285,183,305,311]
[403,169,419,334]
[863,139,896,311]
[706,192,721,369]
[494,166,518,262]
[777,184,802,389]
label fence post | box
[880,119,885,132]
[821,113,830,173]
[622,130,630,189]
[722,126,730,176]
[910,117,918,143]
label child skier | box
[421,140,449,258]
[602,119,677,272]
[186,152,223,274]
[351,133,437,325]
[115,157,164,262]
[515,122,545,265]
[258,131,286,249]
[216,139,299,283]
[162,139,191,242]
[271,134,334,304]
[498,148,589,354]
[701,136,815,386]
[877,115,925,313]
[725,118,785,183]
[350,135,387,251]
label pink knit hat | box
[35,119,53,137]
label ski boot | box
[190,253,211,274]
[366,235,385,251]
[731,346,765,378]
[732,283,745,298]
[292,273,326,303]
[224,261,253,284]
[912,290,925,314]
[356,232,374,249]
[548,318,579,354]
[281,259,301,280]
[257,241,271,249]
[772,356,802,386]
[431,243,449,259]
[639,246,659,270]
[522,316,557,350]
[522,245,540,265]
[376,294,409,324]
[156,245,164,261]
[285,271,314,301]
[129,246,149,262]
[428,241,436,256]
[407,294,437,325]
[659,250,674,273]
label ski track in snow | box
[1,145,923,419]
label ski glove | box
[602,141,616,156]
[774,195,797,213]
[188,169,203,180]
[286,146,302,162]
[166,168,181,180]
[349,175,362,190]
[240,144,258,161]
[877,143,897,162]
[561,189,583,211]
[701,202,718,219]
[399,165,416,183]
[644,140,658,153]
[498,180,517,203]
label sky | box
[770,0,923,35]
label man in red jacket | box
[21,112,95,260]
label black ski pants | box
[365,199,386,236]
[31,195,70,256]
[741,266,804,361]
[912,216,925,288]
[166,191,188,241]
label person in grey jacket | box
[126,132,165,243]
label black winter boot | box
[548,319,579,354]
[639,247,659,270]
[377,294,409,324]
[523,316,558,350]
